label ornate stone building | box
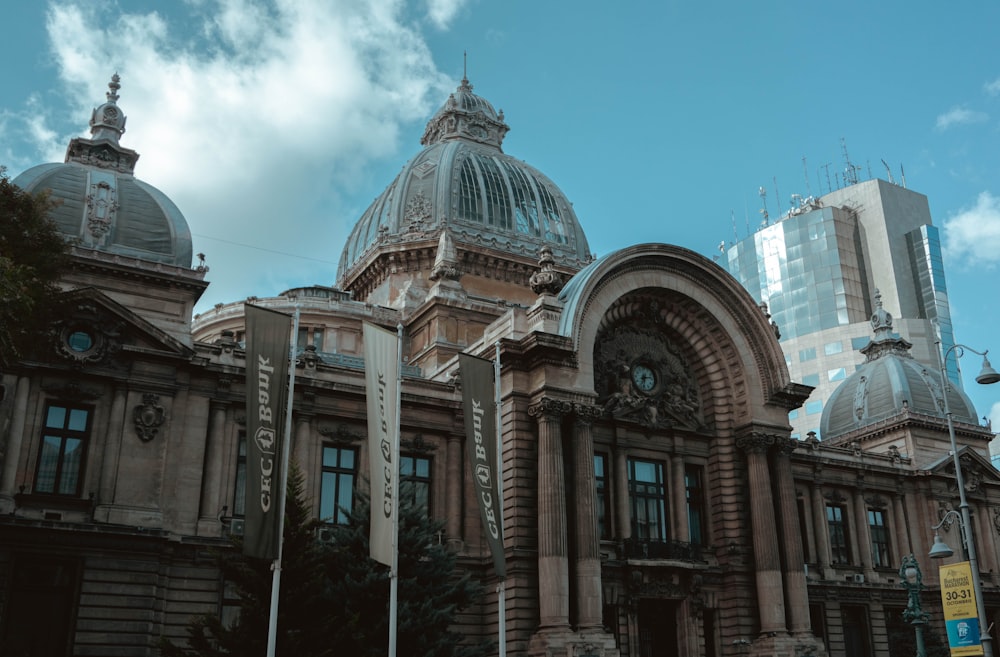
[2,74,998,657]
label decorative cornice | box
[528,397,573,419]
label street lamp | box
[901,554,928,657]
[928,342,1000,657]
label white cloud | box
[985,78,1000,97]
[39,0,467,310]
[426,0,467,29]
[935,106,989,130]
[943,191,1000,268]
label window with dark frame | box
[594,453,610,540]
[685,464,707,545]
[868,508,891,568]
[797,496,811,562]
[35,404,90,496]
[320,446,356,524]
[826,503,850,564]
[400,454,431,517]
[628,458,667,541]
[233,433,247,517]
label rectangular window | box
[805,400,823,415]
[826,504,850,564]
[824,341,844,356]
[628,459,667,541]
[827,367,847,382]
[595,454,610,540]
[798,496,811,562]
[400,454,431,517]
[868,509,891,568]
[801,373,820,387]
[35,404,90,496]
[233,433,247,517]
[320,446,357,524]
[685,465,707,545]
[799,347,817,362]
[851,336,870,350]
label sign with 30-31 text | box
[939,561,984,657]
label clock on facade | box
[631,363,657,394]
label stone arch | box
[558,243,791,432]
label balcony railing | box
[622,537,704,562]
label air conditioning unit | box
[853,573,866,584]
[229,518,245,536]
[316,526,336,544]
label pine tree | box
[163,468,489,657]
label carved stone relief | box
[593,302,702,430]
[133,393,166,442]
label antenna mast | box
[759,186,769,227]
[881,159,895,184]
[802,156,811,196]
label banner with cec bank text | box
[363,322,400,567]
[458,353,506,577]
[243,305,292,560]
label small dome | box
[13,75,193,268]
[337,76,590,287]
[820,291,978,440]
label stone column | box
[975,503,999,577]
[446,434,462,543]
[852,488,875,578]
[572,404,603,630]
[810,481,833,578]
[529,397,572,630]
[91,385,127,522]
[1,375,32,503]
[197,402,228,533]
[671,445,689,543]
[736,432,788,636]
[892,492,910,556]
[614,433,630,541]
[292,414,312,473]
[774,438,811,635]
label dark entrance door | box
[0,555,79,657]
[637,599,679,657]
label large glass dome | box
[337,76,591,288]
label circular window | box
[67,330,94,353]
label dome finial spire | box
[106,73,121,104]
[460,51,472,92]
[88,72,128,145]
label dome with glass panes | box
[337,75,591,302]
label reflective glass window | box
[805,400,823,415]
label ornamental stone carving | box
[529,245,565,295]
[528,397,573,419]
[50,302,124,366]
[133,393,166,442]
[593,300,702,431]
[735,433,778,454]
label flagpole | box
[494,341,506,657]
[266,307,299,657]
[389,323,403,657]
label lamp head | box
[929,533,955,559]
[975,354,1000,385]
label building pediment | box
[40,287,195,367]
[924,445,1000,491]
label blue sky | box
[2,0,999,426]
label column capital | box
[573,402,603,425]
[528,396,573,420]
[735,431,779,454]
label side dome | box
[14,75,193,268]
[820,292,978,440]
[337,76,591,302]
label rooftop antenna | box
[802,156,811,196]
[881,159,895,184]
[841,137,860,186]
[463,50,468,81]
[900,164,907,188]
[759,186,769,227]
[821,163,832,194]
[744,201,750,237]
[731,210,738,243]
[773,176,783,217]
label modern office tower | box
[725,178,956,438]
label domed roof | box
[820,291,978,440]
[337,75,591,287]
[14,75,193,268]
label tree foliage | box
[0,167,69,367]
[164,466,488,657]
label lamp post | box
[928,342,1000,657]
[901,553,928,657]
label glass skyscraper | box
[725,178,957,439]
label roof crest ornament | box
[65,73,139,174]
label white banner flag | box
[363,322,400,566]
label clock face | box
[631,364,657,393]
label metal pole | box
[266,307,300,657]
[940,343,993,657]
[389,323,403,657]
[495,341,506,657]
